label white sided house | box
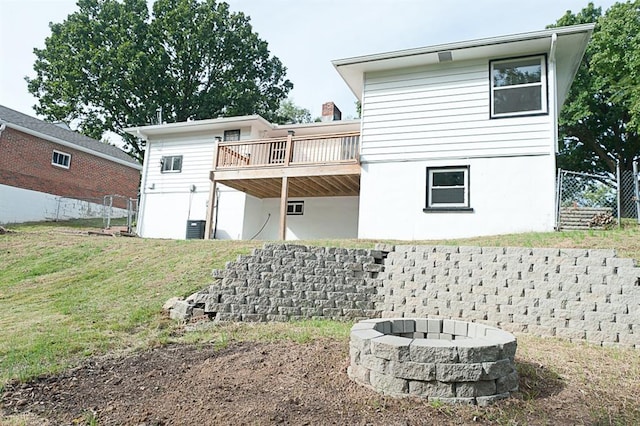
[127,24,593,241]
[126,108,360,240]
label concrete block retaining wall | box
[180,244,385,322]
[171,243,639,348]
[380,245,639,348]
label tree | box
[274,99,312,124]
[27,0,293,161]
[549,1,640,216]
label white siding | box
[357,156,556,240]
[138,131,254,239]
[361,59,553,162]
[137,134,215,238]
[143,136,216,194]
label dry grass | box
[1,220,639,425]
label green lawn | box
[1,220,639,388]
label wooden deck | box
[211,131,361,199]
[206,131,361,240]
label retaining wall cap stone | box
[351,329,384,341]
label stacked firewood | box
[588,212,615,228]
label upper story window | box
[224,129,241,141]
[490,55,547,118]
[425,166,471,210]
[52,150,71,169]
[161,155,182,173]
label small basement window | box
[424,166,472,212]
[161,155,182,173]
[490,55,547,118]
[287,200,304,215]
[52,150,71,169]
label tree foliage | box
[549,1,640,176]
[27,0,293,161]
[274,99,312,124]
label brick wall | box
[0,127,140,208]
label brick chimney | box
[321,102,342,122]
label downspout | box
[136,129,150,236]
[549,33,559,229]
[0,121,6,138]
[549,33,558,152]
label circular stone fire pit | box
[348,318,518,406]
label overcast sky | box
[0,0,618,123]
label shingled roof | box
[0,105,140,169]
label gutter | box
[333,23,594,67]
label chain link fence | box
[102,195,138,232]
[556,161,640,230]
[55,194,138,232]
[556,170,617,229]
[635,160,640,223]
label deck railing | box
[215,132,360,169]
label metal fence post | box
[634,160,640,224]
[616,160,621,227]
[55,197,62,221]
[555,168,563,230]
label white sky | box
[0,0,617,123]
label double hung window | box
[161,155,182,173]
[490,55,547,118]
[425,166,470,210]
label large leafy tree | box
[549,1,640,216]
[274,99,312,124]
[27,0,293,161]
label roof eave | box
[333,24,595,100]
[4,122,142,170]
[124,115,273,139]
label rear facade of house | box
[335,24,593,240]
[128,111,360,240]
[128,24,593,241]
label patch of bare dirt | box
[0,339,620,425]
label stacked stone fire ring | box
[348,318,518,406]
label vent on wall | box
[438,51,453,62]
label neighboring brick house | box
[0,105,142,224]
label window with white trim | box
[161,155,182,173]
[287,200,304,215]
[52,150,71,169]
[490,55,547,118]
[224,129,241,141]
[425,166,470,209]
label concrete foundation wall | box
[0,184,128,224]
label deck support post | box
[204,137,221,239]
[279,176,289,240]
[205,178,217,239]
